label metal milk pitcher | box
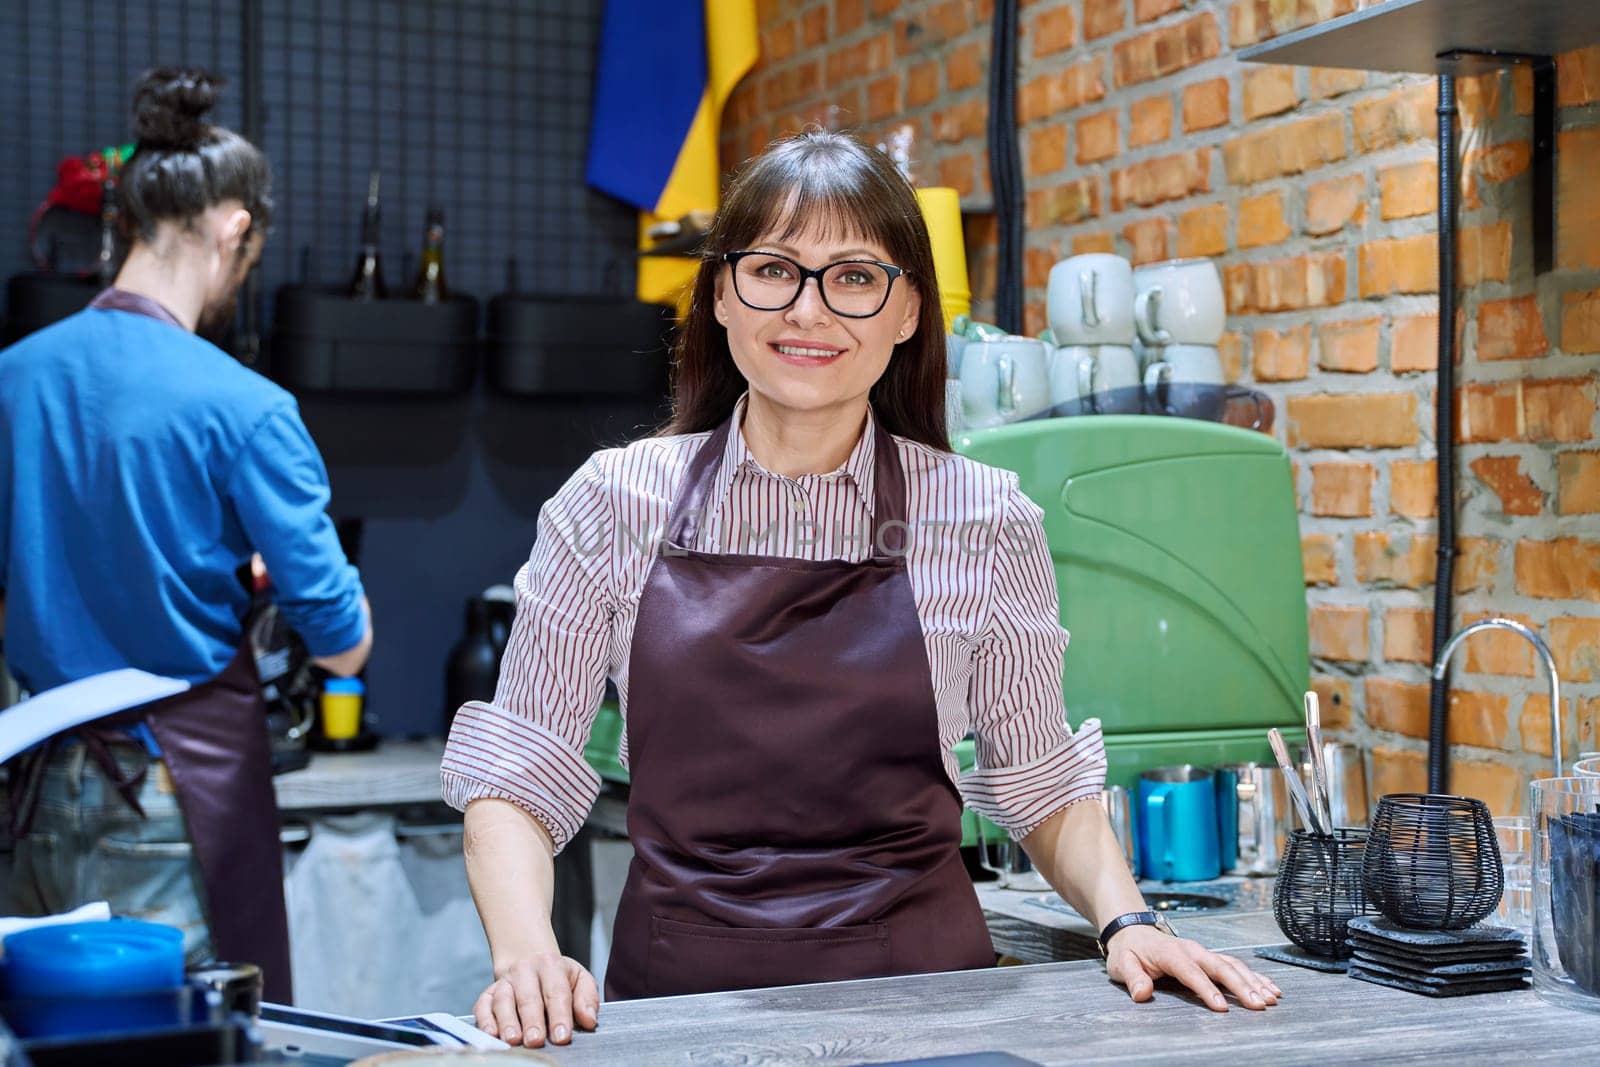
[1215,762,1292,876]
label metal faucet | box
[1432,617,1564,779]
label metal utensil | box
[1269,727,1325,835]
[1304,691,1334,833]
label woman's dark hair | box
[119,67,273,243]
[661,130,948,450]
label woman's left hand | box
[1104,926,1282,1012]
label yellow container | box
[320,678,364,741]
[914,186,971,327]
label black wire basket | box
[1272,827,1372,958]
[1361,793,1503,930]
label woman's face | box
[714,221,920,418]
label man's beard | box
[196,292,238,344]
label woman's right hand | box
[473,951,600,1048]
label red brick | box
[1310,604,1369,662]
[1379,161,1438,220]
[1459,611,1538,678]
[1562,288,1600,354]
[1383,607,1434,664]
[1237,191,1290,249]
[946,42,984,92]
[866,74,901,122]
[1454,758,1528,817]
[1457,537,1500,594]
[1019,59,1108,124]
[1310,66,1365,99]
[1303,534,1338,586]
[1027,125,1068,178]
[1524,378,1598,442]
[1319,317,1380,373]
[1367,678,1511,751]
[1252,323,1312,382]
[1031,5,1077,57]
[1353,81,1438,152]
[1122,217,1170,266]
[1456,72,1502,129]
[1392,313,1439,373]
[801,6,827,47]
[1075,110,1120,164]
[1182,77,1230,132]
[1311,462,1375,517]
[1457,383,1523,444]
[1367,680,1429,739]
[1559,452,1600,515]
[1025,246,1057,291]
[1227,252,1347,314]
[1304,174,1366,236]
[1459,222,1513,287]
[837,0,865,35]
[1551,616,1600,682]
[1516,539,1600,601]
[1355,532,1436,589]
[1359,235,1438,297]
[1083,0,1126,41]
[1288,393,1419,449]
[1558,44,1600,107]
[1218,332,1245,384]
[1390,460,1437,518]
[1072,231,1116,255]
[939,152,978,196]
[1177,203,1229,259]
[1025,178,1101,228]
[1469,455,1547,516]
[932,98,987,143]
[1477,295,1550,362]
[1313,674,1355,729]
[1231,0,1358,48]
[1223,112,1345,185]
[1134,0,1184,22]
[1464,140,1532,209]
[1243,65,1300,120]
[906,61,940,108]
[1112,12,1221,88]
[1109,149,1211,211]
[1559,129,1600,270]
[1129,94,1174,148]
[766,19,798,64]
[1370,744,1428,798]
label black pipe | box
[1426,74,1460,795]
[987,0,1023,334]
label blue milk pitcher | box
[1137,765,1222,882]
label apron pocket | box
[647,915,891,997]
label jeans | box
[8,741,213,964]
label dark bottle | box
[348,171,387,300]
[444,596,500,735]
[412,206,449,303]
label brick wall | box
[721,0,1600,815]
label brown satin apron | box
[7,288,294,1002]
[604,415,994,1000]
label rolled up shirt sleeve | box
[440,454,615,853]
[959,477,1106,840]
[227,406,366,657]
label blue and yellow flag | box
[587,0,758,311]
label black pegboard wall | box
[1,0,637,314]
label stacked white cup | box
[1046,254,1143,415]
[1132,258,1228,421]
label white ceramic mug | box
[945,379,965,434]
[1084,344,1141,415]
[1133,258,1225,346]
[960,337,1051,428]
[1144,343,1227,421]
[1048,254,1136,346]
[946,332,969,378]
[1048,345,1096,413]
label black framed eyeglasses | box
[722,250,908,319]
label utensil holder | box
[1272,827,1371,958]
[1532,776,1600,1013]
[1363,793,1502,930]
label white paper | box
[0,669,190,763]
[0,901,113,955]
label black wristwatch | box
[1096,911,1176,957]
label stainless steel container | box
[1295,741,1369,829]
[1215,761,1293,875]
[1100,785,1137,876]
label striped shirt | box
[440,398,1106,852]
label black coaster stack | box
[1344,916,1530,997]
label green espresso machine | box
[952,415,1308,800]
[584,414,1308,848]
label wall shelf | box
[1240,0,1600,276]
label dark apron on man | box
[6,287,294,1003]
[604,416,995,1000]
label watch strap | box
[1097,910,1170,954]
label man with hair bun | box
[0,67,370,1002]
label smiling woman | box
[439,130,1280,1052]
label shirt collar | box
[708,393,879,521]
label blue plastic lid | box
[3,919,185,998]
[323,678,365,695]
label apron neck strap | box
[89,288,188,331]
[665,412,911,559]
